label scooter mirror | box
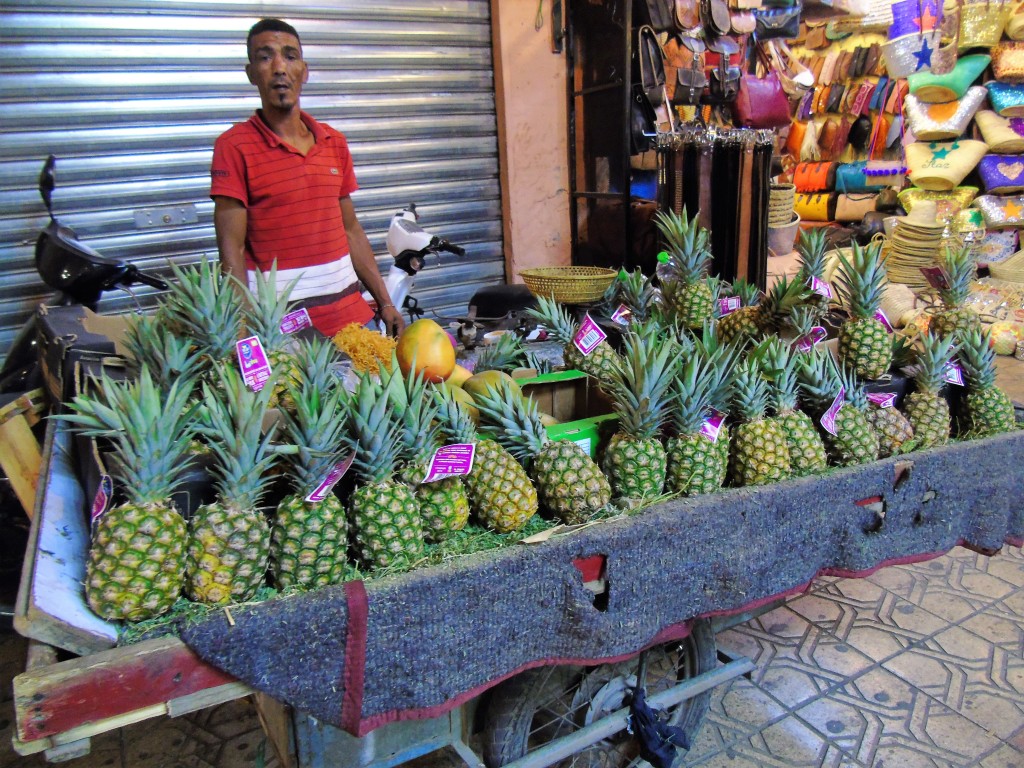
[39,155,56,220]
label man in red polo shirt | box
[210,18,404,337]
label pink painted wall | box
[490,0,572,281]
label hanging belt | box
[735,137,755,282]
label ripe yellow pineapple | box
[930,244,982,341]
[834,241,892,380]
[957,328,1017,437]
[653,207,715,328]
[728,358,792,486]
[903,333,959,449]
[526,295,620,380]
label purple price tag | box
[610,304,633,326]
[236,335,272,391]
[423,444,476,483]
[795,326,827,353]
[91,474,113,522]
[280,308,312,334]
[808,275,833,299]
[867,392,897,408]
[572,314,607,356]
[718,296,742,316]
[699,411,726,443]
[920,266,949,291]
[821,387,845,436]
[943,361,965,386]
[305,454,354,503]
[874,309,894,333]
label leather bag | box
[630,84,659,155]
[676,0,701,28]
[734,70,792,128]
[753,3,802,39]
[834,193,879,222]
[644,0,679,29]
[702,0,733,36]
[635,25,668,106]
[835,161,887,192]
[794,161,838,191]
[794,192,836,221]
[704,37,742,103]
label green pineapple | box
[186,366,278,604]
[755,338,828,477]
[957,328,1016,437]
[717,279,763,346]
[664,328,736,496]
[600,331,679,499]
[272,338,354,589]
[435,390,538,532]
[121,314,204,394]
[474,380,609,523]
[614,268,658,324]
[903,333,958,449]
[245,263,303,411]
[834,242,893,380]
[388,363,471,540]
[930,244,981,341]
[526,295,620,380]
[654,207,715,328]
[754,275,812,339]
[795,228,833,321]
[474,331,528,374]
[60,368,198,621]
[347,369,425,570]
[797,351,880,466]
[728,357,791,486]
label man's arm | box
[213,195,249,288]
[341,196,405,335]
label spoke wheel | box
[481,620,716,768]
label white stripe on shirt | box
[248,256,358,301]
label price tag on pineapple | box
[866,392,897,408]
[920,266,950,291]
[794,326,827,353]
[236,335,272,391]
[572,314,607,356]
[305,454,354,503]
[280,307,312,334]
[808,276,833,299]
[423,444,475,483]
[821,387,845,436]
[873,309,894,333]
[91,474,113,523]
[943,360,965,387]
[610,304,633,326]
[699,411,726,443]
[719,296,742,316]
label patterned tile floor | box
[1,544,1022,768]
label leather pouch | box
[753,3,802,40]
[794,192,836,221]
[702,0,733,36]
[794,161,837,191]
[834,193,878,222]
[731,10,757,33]
[635,25,667,106]
[675,0,701,29]
[825,83,845,113]
[735,70,791,128]
[787,120,809,156]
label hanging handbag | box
[794,161,838,191]
[958,0,1010,50]
[835,161,887,192]
[978,155,1024,194]
[701,0,733,36]
[787,120,808,156]
[673,36,708,105]
[973,194,1024,228]
[753,3,802,39]
[731,10,757,33]
[635,25,668,106]
[644,0,679,29]
[794,192,836,221]
[834,193,879,222]
[676,0,701,29]
[703,37,742,103]
[905,139,989,190]
[630,84,659,155]
[975,110,1024,153]
[992,42,1024,83]
[735,70,792,128]
[903,86,987,141]
[762,40,814,97]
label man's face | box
[246,30,308,112]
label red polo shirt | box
[210,110,374,335]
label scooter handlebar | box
[121,265,169,291]
[439,240,466,257]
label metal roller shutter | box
[0,0,503,352]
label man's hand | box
[380,304,406,337]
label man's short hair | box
[247,18,301,61]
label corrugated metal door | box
[0,0,504,353]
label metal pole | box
[500,656,755,768]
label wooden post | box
[0,388,47,519]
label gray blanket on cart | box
[181,430,1024,736]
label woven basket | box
[519,266,618,304]
[989,248,1024,282]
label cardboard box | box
[36,305,132,404]
[513,369,618,458]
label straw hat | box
[902,200,941,228]
[989,248,1024,283]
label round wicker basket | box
[519,266,618,304]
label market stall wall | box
[0,0,506,353]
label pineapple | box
[716,279,763,346]
[864,391,916,459]
[903,333,958,449]
[664,328,736,496]
[728,357,791,486]
[121,314,204,394]
[473,380,610,523]
[474,331,528,374]
[272,338,354,589]
[347,369,425,570]
[654,207,715,328]
[600,331,679,499]
[795,227,833,322]
[387,363,471,540]
[435,390,538,532]
[60,368,198,621]
[797,351,880,467]
[930,244,982,341]
[957,328,1017,437]
[755,338,828,477]
[186,366,278,604]
[755,275,811,339]
[245,263,303,411]
[614,268,658,324]
[834,241,892,380]
[525,295,620,380]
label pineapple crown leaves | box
[760,275,812,331]
[957,328,998,389]
[833,242,888,320]
[288,336,345,399]
[380,355,442,464]
[433,388,478,445]
[347,367,406,484]
[603,331,680,439]
[936,244,976,307]
[57,366,200,505]
[472,380,548,465]
[163,256,246,363]
[614,269,658,323]
[122,314,204,393]
[795,348,842,412]
[727,278,762,308]
[730,357,772,423]
[245,262,301,353]
[891,332,917,370]
[913,332,960,393]
[474,331,528,374]
[195,364,284,510]
[752,337,800,413]
[795,228,830,280]
[524,295,577,345]
[669,339,736,434]
[832,360,870,411]
[787,305,820,339]
[653,207,712,283]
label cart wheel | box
[481,620,716,768]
